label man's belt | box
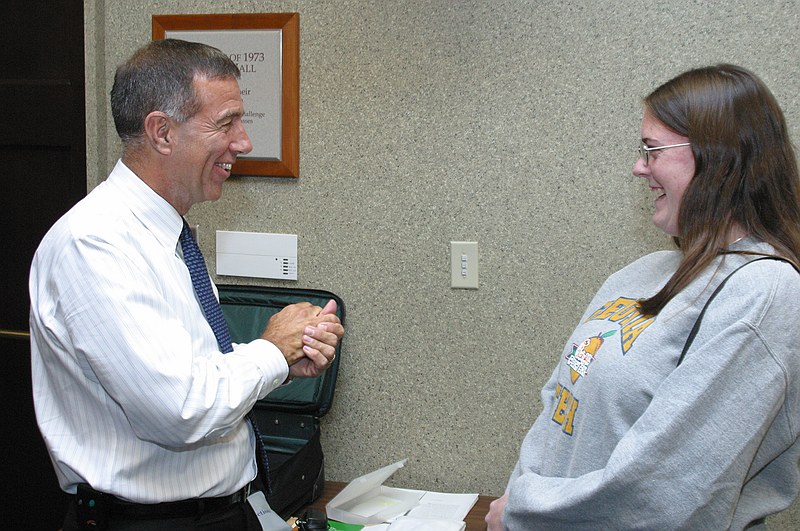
[77,483,252,520]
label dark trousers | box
[61,497,263,531]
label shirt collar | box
[107,159,184,251]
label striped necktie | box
[179,219,271,491]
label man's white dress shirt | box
[29,160,288,502]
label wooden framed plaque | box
[153,13,299,177]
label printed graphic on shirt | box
[552,383,579,435]
[585,296,655,354]
[550,296,656,437]
[552,330,614,435]
[565,330,617,384]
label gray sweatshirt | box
[504,239,800,530]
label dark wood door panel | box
[0,83,79,145]
[0,1,87,526]
[2,0,84,80]
[0,146,83,329]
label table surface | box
[297,480,494,530]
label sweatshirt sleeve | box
[503,261,800,530]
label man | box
[29,39,343,530]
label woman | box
[486,64,800,530]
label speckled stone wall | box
[85,0,800,526]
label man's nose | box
[233,124,253,156]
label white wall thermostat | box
[216,230,298,280]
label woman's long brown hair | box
[638,64,800,315]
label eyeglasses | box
[637,142,691,166]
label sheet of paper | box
[348,494,414,518]
[403,491,479,521]
[386,517,466,531]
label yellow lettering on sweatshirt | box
[552,384,579,436]
[586,297,655,353]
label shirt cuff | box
[233,338,289,398]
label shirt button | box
[272,378,281,386]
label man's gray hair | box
[110,39,240,145]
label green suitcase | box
[219,285,344,519]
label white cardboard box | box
[325,460,422,525]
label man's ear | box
[143,111,173,155]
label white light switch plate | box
[451,241,478,289]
